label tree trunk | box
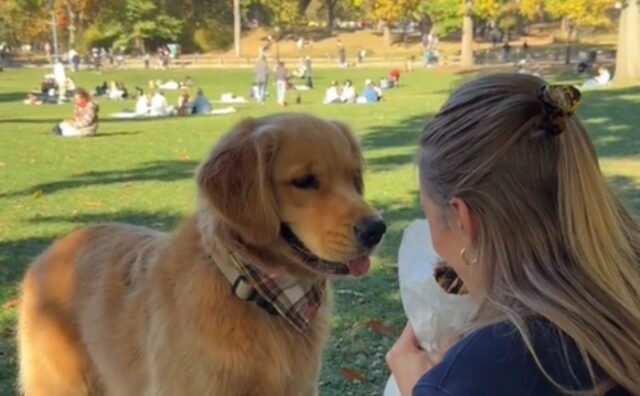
[461,4,474,67]
[326,0,335,35]
[614,0,640,84]
[561,16,569,36]
[564,24,573,64]
[233,0,241,57]
[383,24,391,48]
[67,7,76,49]
[135,37,144,54]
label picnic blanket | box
[111,107,236,119]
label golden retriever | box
[17,113,386,396]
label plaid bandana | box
[226,251,325,333]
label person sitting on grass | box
[390,69,401,87]
[323,81,341,104]
[135,89,150,116]
[191,88,213,115]
[176,89,191,116]
[149,91,175,116]
[180,75,194,89]
[581,66,611,89]
[52,88,99,137]
[358,79,380,103]
[380,77,391,90]
[386,73,639,396]
[94,81,108,97]
[340,80,357,103]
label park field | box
[0,67,639,395]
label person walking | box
[254,57,269,104]
[275,61,289,106]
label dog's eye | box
[292,175,319,190]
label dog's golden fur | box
[18,114,381,396]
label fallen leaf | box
[340,367,365,383]
[3,298,20,310]
[365,320,394,336]
[84,201,103,208]
[31,189,43,199]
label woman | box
[191,88,213,115]
[323,81,341,104]
[53,88,99,137]
[387,74,639,395]
[176,89,191,116]
[275,61,289,106]
[340,80,356,103]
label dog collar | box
[212,253,279,316]
[212,249,324,333]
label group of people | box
[24,68,76,105]
[253,57,294,106]
[93,81,130,100]
[323,70,400,105]
[132,87,213,117]
[324,79,383,104]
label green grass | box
[1,67,639,395]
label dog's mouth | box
[281,224,371,277]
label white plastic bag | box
[384,220,478,396]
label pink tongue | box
[347,256,371,277]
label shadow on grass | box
[0,117,206,124]
[0,160,198,199]
[581,86,640,158]
[361,113,429,171]
[27,210,184,230]
[0,93,26,103]
[91,131,143,138]
[609,175,640,214]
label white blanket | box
[111,107,236,119]
[220,93,248,104]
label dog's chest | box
[146,274,332,396]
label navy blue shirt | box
[413,320,631,396]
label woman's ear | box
[197,118,280,245]
[448,197,478,241]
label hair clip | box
[538,84,582,135]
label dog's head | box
[197,113,385,278]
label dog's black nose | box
[354,217,387,249]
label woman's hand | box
[386,322,459,396]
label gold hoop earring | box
[460,247,478,266]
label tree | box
[520,0,616,63]
[0,0,50,45]
[324,0,339,35]
[416,0,461,36]
[55,0,99,49]
[614,0,640,84]
[352,0,419,47]
[100,0,182,52]
[249,0,304,28]
[461,0,474,67]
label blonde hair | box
[418,73,640,394]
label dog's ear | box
[330,120,365,194]
[197,118,280,245]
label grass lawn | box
[0,67,639,395]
